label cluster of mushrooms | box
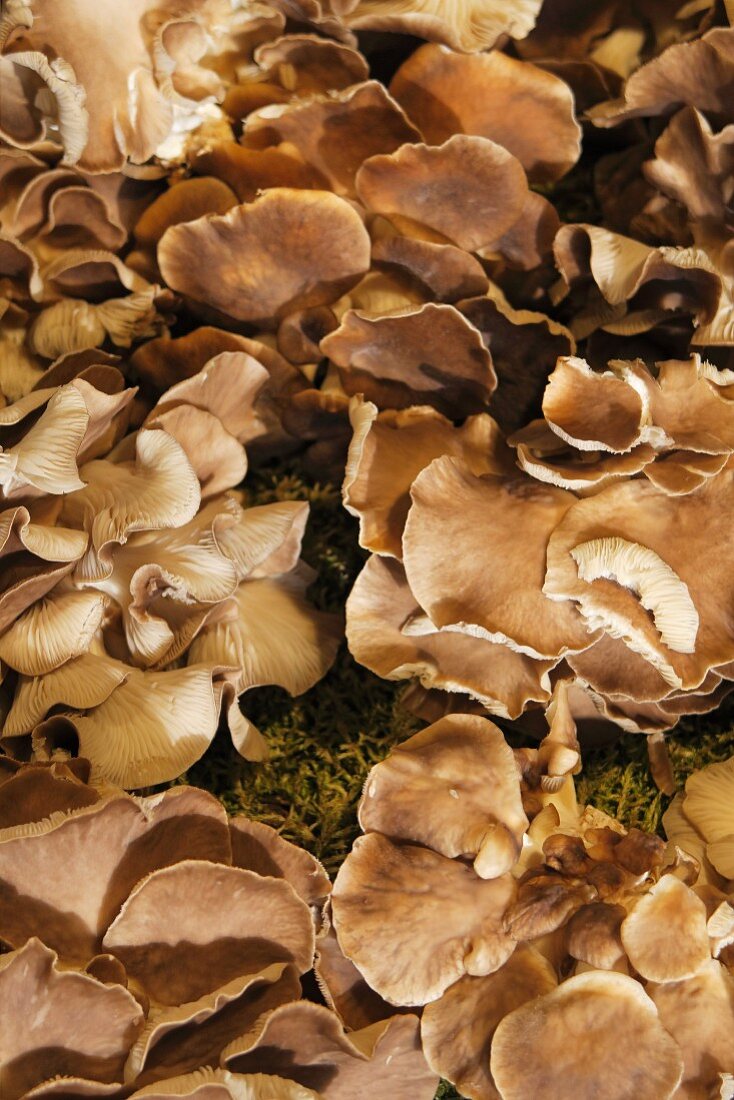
[3,0,734,1097]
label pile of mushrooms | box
[0,757,438,1100]
[332,693,734,1100]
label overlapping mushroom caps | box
[0,760,436,1100]
[333,706,734,1100]
[0,357,340,787]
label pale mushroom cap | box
[129,1068,321,1100]
[490,970,684,1100]
[345,0,544,52]
[332,833,516,1005]
[620,875,710,983]
[158,190,371,326]
[358,714,528,875]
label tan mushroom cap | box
[0,587,108,674]
[358,715,528,878]
[0,759,98,829]
[356,135,528,252]
[130,1068,320,1100]
[322,303,496,418]
[343,396,506,557]
[542,356,648,452]
[158,189,370,326]
[191,143,326,204]
[680,756,734,878]
[343,0,543,52]
[241,81,420,197]
[371,232,488,303]
[332,833,516,1005]
[126,963,301,1088]
[145,405,247,500]
[102,860,314,1005]
[0,786,230,962]
[544,468,734,690]
[0,504,87,632]
[490,970,684,1100]
[254,33,370,94]
[222,1001,437,1100]
[645,106,734,224]
[403,456,594,659]
[230,816,330,913]
[568,633,679,703]
[649,959,734,1099]
[346,554,555,718]
[390,44,581,183]
[0,937,142,1100]
[621,875,710,982]
[662,795,726,890]
[644,357,734,455]
[314,911,405,1031]
[421,944,557,1100]
[0,382,89,497]
[565,901,627,971]
[133,179,238,249]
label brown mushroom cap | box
[158,189,371,326]
[322,303,496,418]
[346,554,555,719]
[242,81,420,197]
[356,135,528,252]
[679,756,734,879]
[490,970,684,1100]
[371,233,489,303]
[130,1069,320,1100]
[133,178,238,250]
[332,832,516,1005]
[620,875,710,983]
[542,356,648,453]
[222,1002,438,1099]
[102,860,314,1005]
[403,456,594,659]
[565,901,627,971]
[344,0,543,52]
[358,714,528,878]
[0,759,98,829]
[421,944,557,1100]
[0,937,143,1100]
[390,44,581,183]
[254,34,370,94]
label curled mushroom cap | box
[343,0,544,52]
[358,714,528,878]
[489,970,684,1100]
[158,189,371,326]
[542,356,649,453]
[676,756,734,879]
[356,135,528,252]
[391,44,581,182]
[332,832,516,1005]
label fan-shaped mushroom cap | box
[621,875,710,983]
[241,81,420,197]
[544,469,734,690]
[371,233,488,303]
[0,586,107,674]
[190,142,325,204]
[332,833,516,1005]
[542,356,649,452]
[254,34,369,94]
[0,785,231,962]
[645,106,734,225]
[133,179,238,250]
[0,381,89,496]
[403,456,593,659]
[145,405,247,500]
[391,44,581,183]
[314,910,405,1031]
[322,303,496,418]
[0,937,142,1100]
[0,504,87,631]
[158,190,370,326]
[649,959,734,1100]
[565,901,627,970]
[343,397,506,556]
[102,860,314,1005]
[567,633,678,704]
[222,1001,437,1100]
[0,759,98,829]
[343,0,543,52]
[490,970,684,1100]
[358,715,528,878]
[129,1068,320,1100]
[356,136,528,252]
[126,963,301,1088]
[662,794,726,889]
[346,554,555,718]
[421,945,557,1100]
[188,567,341,700]
[679,756,734,879]
[230,817,330,913]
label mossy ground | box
[174,459,734,1100]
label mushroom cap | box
[242,81,420,197]
[0,937,142,1100]
[358,714,528,877]
[332,832,516,1005]
[0,759,98,829]
[356,135,528,252]
[542,356,648,453]
[679,756,734,878]
[403,456,593,659]
[0,586,108,674]
[102,860,315,1005]
[158,189,371,326]
[421,944,557,1100]
[490,970,684,1100]
[322,303,496,418]
[230,816,330,912]
[344,0,543,52]
[254,33,370,94]
[371,234,489,303]
[620,875,710,983]
[345,554,555,719]
[129,1068,321,1100]
[222,1002,438,1100]
[565,901,627,970]
[390,44,581,182]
